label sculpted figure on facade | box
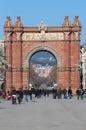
[63,16,71,26]
[4,16,13,27]
[39,22,47,31]
[73,16,81,26]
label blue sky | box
[30,51,56,66]
[0,0,86,44]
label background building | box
[81,43,86,90]
[0,40,6,89]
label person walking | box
[68,86,72,99]
[32,88,36,102]
[62,88,67,99]
[76,88,80,100]
[24,87,29,102]
[17,88,23,104]
[80,88,84,100]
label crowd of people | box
[52,87,85,100]
[0,86,86,104]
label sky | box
[0,0,86,45]
[30,51,56,66]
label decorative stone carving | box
[73,16,81,26]
[16,32,22,40]
[40,30,46,41]
[63,16,70,26]
[64,32,70,40]
[5,32,12,41]
[75,32,80,40]
[14,16,23,27]
[38,22,47,31]
[22,32,64,41]
[4,16,13,27]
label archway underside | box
[23,45,62,68]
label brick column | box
[12,32,23,89]
[4,16,13,91]
[64,41,71,88]
[6,33,12,91]
[17,34,22,89]
[12,16,23,90]
[23,68,29,89]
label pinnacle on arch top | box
[38,22,47,31]
[17,16,21,20]
[62,16,71,26]
[4,16,13,27]
[14,16,23,27]
[7,16,11,21]
[73,16,81,26]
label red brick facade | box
[4,16,81,92]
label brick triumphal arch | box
[4,16,81,91]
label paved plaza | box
[0,96,86,130]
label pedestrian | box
[17,88,23,104]
[24,87,29,102]
[76,88,80,100]
[62,88,67,99]
[80,88,84,100]
[1,90,6,99]
[32,88,36,102]
[68,86,72,99]
[57,88,62,99]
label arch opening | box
[29,50,57,89]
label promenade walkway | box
[0,95,86,130]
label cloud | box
[37,57,48,61]
[49,57,55,62]
[36,56,56,62]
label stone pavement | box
[0,95,86,130]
